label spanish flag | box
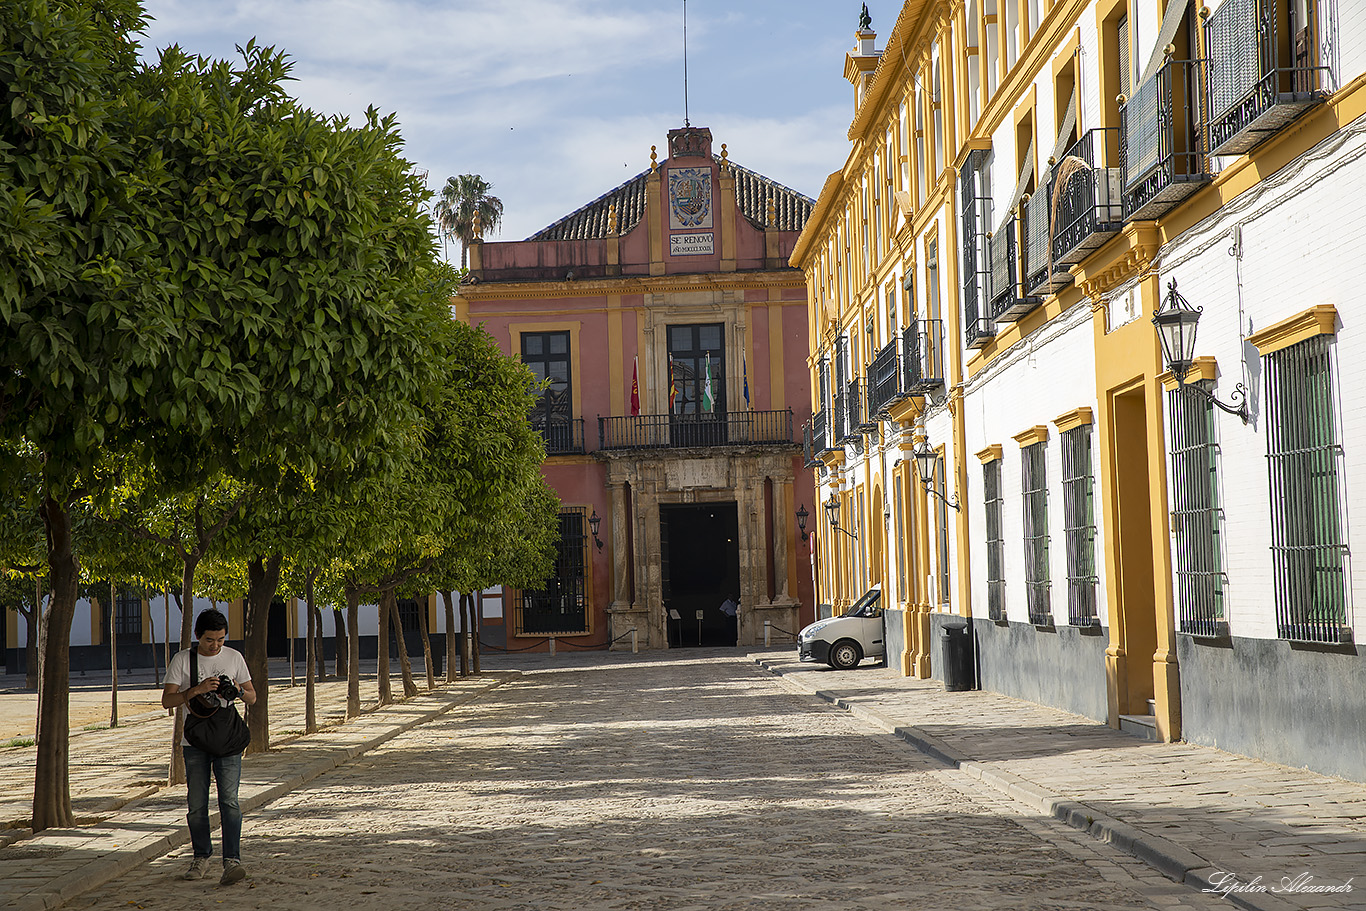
[630,356,640,416]
[668,360,678,412]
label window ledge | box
[1247,305,1337,356]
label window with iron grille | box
[397,599,421,633]
[521,331,574,452]
[895,474,908,603]
[1168,383,1226,636]
[984,459,1006,620]
[1265,335,1349,643]
[1061,425,1099,626]
[935,457,952,606]
[1022,442,1052,625]
[114,587,142,638]
[517,508,590,635]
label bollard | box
[548,636,556,657]
[764,620,771,647]
[631,628,639,653]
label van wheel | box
[828,640,862,670]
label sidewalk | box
[0,665,518,911]
[753,653,1366,911]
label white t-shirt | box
[166,645,252,746]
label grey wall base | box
[883,607,907,669]
[1178,633,1366,783]
[962,616,1109,723]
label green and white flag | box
[702,353,714,413]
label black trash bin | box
[941,620,974,692]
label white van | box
[796,586,884,669]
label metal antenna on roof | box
[683,0,690,127]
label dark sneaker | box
[184,856,211,880]
[219,859,247,886]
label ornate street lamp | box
[824,494,857,540]
[912,440,961,511]
[796,504,809,543]
[588,509,604,551]
[1151,279,1249,423]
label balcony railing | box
[1121,58,1211,220]
[598,409,794,450]
[1050,128,1125,267]
[536,418,586,455]
[867,339,903,417]
[904,319,946,393]
[988,216,1040,325]
[832,390,848,443]
[811,405,831,454]
[1204,0,1333,156]
[1021,188,1070,298]
[849,379,877,434]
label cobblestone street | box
[63,654,1227,911]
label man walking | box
[162,609,256,885]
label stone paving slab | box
[753,652,1366,911]
[0,671,515,911]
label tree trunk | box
[334,607,349,681]
[386,590,417,698]
[304,575,317,734]
[288,597,296,688]
[472,591,482,675]
[168,557,201,787]
[32,494,79,832]
[108,586,118,729]
[376,590,391,706]
[441,590,456,682]
[418,596,435,691]
[345,589,360,717]
[243,554,282,754]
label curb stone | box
[752,657,1269,908]
[6,674,517,911]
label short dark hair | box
[194,609,229,637]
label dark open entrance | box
[267,599,289,658]
[661,502,740,647]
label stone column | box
[608,480,630,611]
[771,474,791,598]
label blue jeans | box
[183,744,242,861]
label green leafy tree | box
[433,174,503,268]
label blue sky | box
[135,1,901,248]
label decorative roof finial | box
[472,209,483,240]
[859,3,872,31]
[720,143,729,172]
[650,144,658,171]
[766,196,777,228]
[608,203,618,236]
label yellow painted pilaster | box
[768,293,786,411]
[608,295,624,416]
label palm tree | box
[434,174,504,268]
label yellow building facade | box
[796,0,1366,779]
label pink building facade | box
[455,126,817,651]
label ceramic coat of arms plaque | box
[668,167,713,230]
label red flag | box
[630,356,640,416]
[668,360,677,412]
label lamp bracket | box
[921,480,962,512]
[1178,374,1250,424]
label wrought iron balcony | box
[988,217,1040,325]
[1049,128,1125,268]
[811,405,831,455]
[1021,188,1070,298]
[1204,0,1333,157]
[598,409,794,450]
[832,390,848,443]
[867,339,904,417]
[848,379,877,435]
[964,283,995,350]
[904,319,945,394]
[1120,58,1211,221]
[803,422,818,468]
[535,418,586,455]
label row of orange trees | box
[0,0,557,831]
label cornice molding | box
[1158,356,1218,391]
[1246,305,1338,356]
[975,443,1004,463]
[456,270,805,302]
[1012,424,1049,447]
[1073,222,1163,302]
[1052,406,1093,433]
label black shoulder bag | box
[183,649,252,757]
